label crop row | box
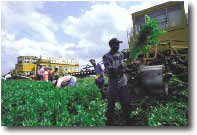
[1,78,107,126]
[1,74,188,126]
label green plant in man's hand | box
[129,15,167,61]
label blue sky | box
[1,0,188,75]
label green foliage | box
[148,101,188,126]
[169,74,186,89]
[129,15,167,61]
[148,75,188,127]
[129,75,188,126]
[1,78,107,127]
[1,75,188,127]
[59,68,68,77]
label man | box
[48,67,53,81]
[30,71,36,80]
[37,65,44,80]
[43,67,49,82]
[52,75,77,88]
[89,59,105,98]
[52,67,59,81]
[103,38,131,125]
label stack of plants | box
[129,15,167,61]
[1,77,107,126]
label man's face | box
[110,42,119,53]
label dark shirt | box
[103,50,129,82]
[95,63,104,76]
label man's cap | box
[109,38,123,45]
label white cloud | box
[1,31,76,74]
[1,2,58,44]
[63,2,132,38]
[127,1,168,14]
[1,2,62,74]
[61,1,180,71]
[62,2,132,60]
[2,1,187,75]
[1,31,15,41]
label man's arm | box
[121,50,130,59]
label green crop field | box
[1,77,107,126]
[1,76,188,127]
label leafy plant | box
[1,78,107,127]
[59,68,68,77]
[147,101,188,126]
[1,73,188,127]
[128,74,188,127]
[129,15,167,61]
